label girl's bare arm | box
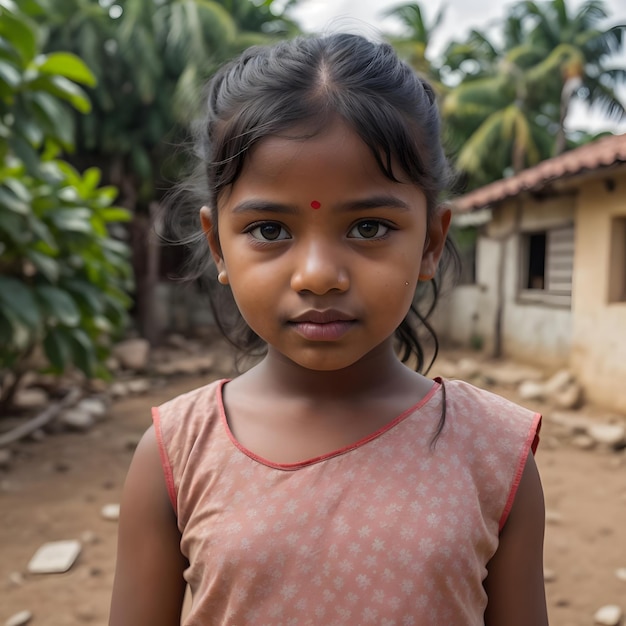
[109,427,187,626]
[484,453,549,626]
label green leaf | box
[43,327,71,370]
[33,52,96,87]
[0,208,25,242]
[30,91,75,148]
[101,207,131,222]
[0,276,40,328]
[51,208,92,233]
[0,59,20,88]
[64,279,104,315]
[0,185,28,213]
[26,75,92,114]
[26,249,60,282]
[67,327,96,376]
[0,10,37,63]
[35,284,80,326]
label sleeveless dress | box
[153,378,541,625]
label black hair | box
[167,33,460,382]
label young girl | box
[110,34,547,625]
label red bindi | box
[310,200,321,210]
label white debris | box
[5,610,33,626]
[27,540,81,574]
[593,604,623,626]
[101,503,120,521]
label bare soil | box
[1,357,625,626]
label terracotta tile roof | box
[453,133,626,212]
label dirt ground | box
[0,355,625,626]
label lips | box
[288,310,356,341]
[289,309,355,324]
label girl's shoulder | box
[152,377,229,452]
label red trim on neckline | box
[216,378,441,471]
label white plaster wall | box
[500,231,572,369]
[571,175,626,412]
[445,196,573,368]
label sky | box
[286,0,626,133]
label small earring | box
[217,270,229,285]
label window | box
[608,217,626,303]
[520,224,574,306]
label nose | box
[290,239,349,295]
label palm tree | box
[441,0,625,187]
[382,2,447,89]
[513,0,625,153]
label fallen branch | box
[0,388,81,448]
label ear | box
[199,206,228,283]
[419,204,452,280]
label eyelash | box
[244,219,396,243]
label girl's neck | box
[243,339,422,402]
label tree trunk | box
[131,204,161,346]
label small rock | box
[27,540,81,574]
[77,397,108,419]
[594,604,623,626]
[13,388,48,409]
[543,568,557,582]
[101,503,120,521]
[109,382,129,398]
[166,333,189,350]
[105,356,121,372]
[80,531,99,545]
[113,338,150,371]
[589,424,626,447]
[552,382,583,409]
[29,429,45,442]
[548,411,591,434]
[126,378,150,395]
[434,360,457,379]
[457,358,480,380]
[615,568,626,582]
[87,378,108,393]
[5,611,33,626]
[8,571,24,586]
[545,510,563,525]
[518,380,545,401]
[487,364,544,386]
[0,448,12,469]
[74,605,96,622]
[60,409,95,432]
[572,434,596,450]
[154,361,178,376]
[544,369,574,395]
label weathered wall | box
[570,174,626,412]
[442,196,573,368]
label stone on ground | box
[101,503,120,521]
[60,409,95,432]
[27,540,81,574]
[13,388,48,410]
[543,369,574,395]
[112,338,150,371]
[588,424,626,447]
[5,610,33,626]
[594,604,623,626]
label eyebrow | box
[230,195,411,214]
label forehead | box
[218,119,426,213]
[231,119,409,192]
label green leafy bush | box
[0,0,133,410]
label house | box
[441,133,626,413]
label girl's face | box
[201,118,450,372]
